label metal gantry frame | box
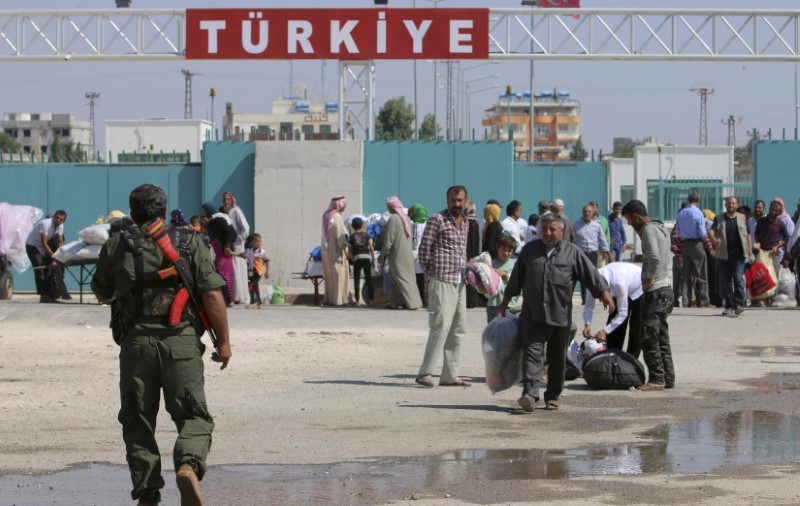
[3,8,800,141]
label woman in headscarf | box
[378,196,422,309]
[322,196,350,306]
[465,200,482,309]
[222,192,251,305]
[202,201,237,306]
[481,203,503,259]
[408,203,428,304]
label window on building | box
[4,129,16,138]
[535,125,550,137]
[301,124,315,139]
[620,186,634,206]
[60,128,70,137]
[31,114,40,120]
[41,146,48,154]
[22,129,31,137]
[320,124,332,138]
[23,146,31,153]
[279,122,293,140]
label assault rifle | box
[143,217,219,351]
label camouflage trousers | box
[639,287,675,385]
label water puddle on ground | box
[738,346,800,358]
[2,411,799,504]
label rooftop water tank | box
[540,90,553,98]
[558,90,571,97]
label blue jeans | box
[717,256,746,309]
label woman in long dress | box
[379,196,422,310]
[222,192,250,304]
[202,201,237,306]
[321,196,350,306]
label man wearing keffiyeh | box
[379,196,422,310]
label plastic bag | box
[777,266,796,302]
[0,203,43,274]
[746,249,777,300]
[78,223,110,245]
[481,315,522,394]
[270,284,285,305]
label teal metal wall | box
[363,142,607,221]
[201,141,256,215]
[363,141,515,214]
[513,161,608,221]
[754,140,800,206]
[0,162,202,291]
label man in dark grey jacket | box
[496,213,614,411]
[622,200,675,391]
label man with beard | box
[495,213,614,411]
[622,200,675,391]
[415,185,472,388]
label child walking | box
[246,233,270,308]
[348,217,375,306]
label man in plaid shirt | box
[415,185,472,388]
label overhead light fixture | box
[521,0,537,5]
[115,0,132,7]
[374,0,389,4]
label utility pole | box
[690,87,714,145]
[84,91,100,161]
[721,115,741,146]
[182,69,195,119]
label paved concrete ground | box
[1,291,799,505]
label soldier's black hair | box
[129,184,167,224]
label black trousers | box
[353,258,374,302]
[519,308,571,403]
[605,296,642,358]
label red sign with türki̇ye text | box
[185,9,489,60]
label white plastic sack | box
[777,266,796,302]
[52,240,86,263]
[78,223,111,245]
[0,203,43,273]
[77,243,102,260]
[306,260,324,277]
[482,315,522,394]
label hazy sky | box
[3,0,799,153]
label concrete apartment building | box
[1,112,91,157]
[482,89,581,161]
[105,118,213,163]
[223,89,341,142]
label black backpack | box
[582,350,646,390]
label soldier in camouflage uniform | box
[92,184,232,506]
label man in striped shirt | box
[415,185,472,388]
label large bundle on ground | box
[582,350,645,390]
[482,315,522,393]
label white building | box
[1,112,91,158]
[223,95,341,142]
[105,118,212,163]
[606,144,735,220]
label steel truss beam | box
[0,9,185,61]
[490,8,800,62]
[1,8,800,62]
